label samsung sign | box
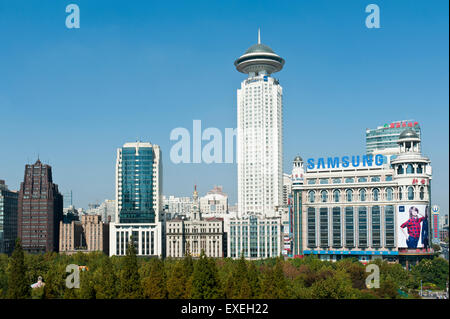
[306,154,385,170]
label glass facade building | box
[228,215,281,259]
[110,142,164,257]
[366,120,421,154]
[118,145,156,223]
[0,180,18,255]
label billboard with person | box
[397,205,429,249]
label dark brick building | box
[18,159,63,253]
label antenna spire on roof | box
[258,28,261,44]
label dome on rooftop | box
[245,43,275,54]
[399,128,419,140]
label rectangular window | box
[358,207,368,248]
[320,208,328,247]
[372,206,381,247]
[345,207,354,248]
[385,205,395,247]
[307,207,316,248]
[332,207,341,248]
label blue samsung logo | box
[306,154,384,170]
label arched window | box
[417,164,423,174]
[406,164,414,174]
[373,188,380,201]
[386,187,393,201]
[419,187,424,200]
[407,187,414,200]
[346,189,353,202]
[321,190,328,203]
[333,190,340,203]
[308,191,315,203]
[397,165,404,174]
[360,189,367,202]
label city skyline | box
[0,0,448,215]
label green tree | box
[78,269,96,299]
[6,239,30,299]
[226,255,252,298]
[310,269,358,299]
[118,242,142,298]
[247,262,260,298]
[43,263,66,299]
[94,257,118,299]
[192,251,221,299]
[167,261,188,299]
[412,257,449,290]
[259,259,289,298]
[141,258,167,298]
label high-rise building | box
[18,159,63,253]
[0,180,19,255]
[109,142,164,257]
[366,120,421,155]
[235,30,285,216]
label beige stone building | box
[59,214,109,255]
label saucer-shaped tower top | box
[234,29,285,75]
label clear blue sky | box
[0,0,448,214]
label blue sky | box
[0,0,448,214]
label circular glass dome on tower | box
[234,30,285,75]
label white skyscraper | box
[235,30,285,217]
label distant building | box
[166,186,224,258]
[366,120,421,155]
[62,190,73,209]
[0,180,19,255]
[18,159,63,253]
[86,200,115,223]
[163,195,192,217]
[199,186,228,215]
[110,142,164,257]
[60,214,109,254]
[63,205,80,223]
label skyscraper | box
[109,142,164,257]
[18,159,63,253]
[234,30,285,217]
[0,180,19,255]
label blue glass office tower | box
[118,145,157,223]
[110,142,164,257]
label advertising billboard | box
[397,205,429,249]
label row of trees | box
[0,240,448,299]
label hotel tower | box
[234,30,285,217]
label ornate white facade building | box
[291,129,434,266]
[166,186,224,258]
